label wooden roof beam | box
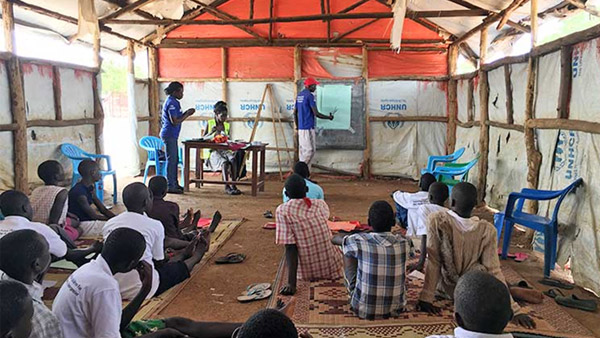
[338,0,370,14]
[497,0,530,29]
[447,0,530,32]
[565,0,600,17]
[100,0,163,21]
[100,0,157,22]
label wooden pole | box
[531,0,538,47]
[52,66,62,121]
[477,27,490,202]
[447,44,458,154]
[362,46,371,178]
[293,46,301,163]
[504,64,514,124]
[557,45,572,119]
[268,0,274,42]
[221,47,228,102]
[268,86,283,180]
[240,84,269,175]
[467,78,474,121]
[148,47,160,136]
[3,0,28,192]
[92,32,104,156]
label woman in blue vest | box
[203,101,245,195]
[160,82,195,194]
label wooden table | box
[182,141,267,196]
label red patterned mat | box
[268,256,595,338]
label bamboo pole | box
[293,46,301,163]
[3,0,28,192]
[504,65,514,124]
[148,47,160,136]
[477,27,490,202]
[447,44,458,154]
[362,46,371,178]
[52,66,62,121]
[221,47,228,102]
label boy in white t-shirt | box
[102,183,208,300]
[392,173,437,229]
[409,182,449,272]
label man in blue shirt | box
[160,82,195,194]
[294,78,334,166]
[282,161,324,203]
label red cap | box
[304,77,320,87]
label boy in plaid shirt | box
[332,201,407,320]
[276,174,343,295]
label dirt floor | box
[117,174,599,336]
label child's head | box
[450,182,478,215]
[284,174,307,199]
[148,176,168,199]
[368,200,395,233]
[102,228,146,274]
[418,173,436,192]
[0,280,33,338]
[0,230,51,283]
[78,159,101,183]
[236,309,298,338]
[428,182,449,207]
[454,271,513,334]
[37,160,64,185]
[214,101,228,122]
[293,161,310,179]
[123,182,153,213]
[0,190,33,220]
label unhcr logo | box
[380,98,408,112]
[243,112,264,129]
[572,47,582,79]
[383,113,404,130]
[554,130,579,180]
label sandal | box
[510,280,533,289]
[543,288,566,299]
[237,288,272,303]
[514,252,529,262]
[538,277,575,290]
[555,295,598,312]
[263,222,276,230]
[245,283,271,294]
[215,253,246,264]
[263,210,273,219]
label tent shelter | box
[0,0,599,301]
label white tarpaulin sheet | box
[509,62,528,125]
[314,150,363,175]
[537,129,600,295]
[534,52,560,119]
[0,62,11,125]
[457,79,469,123]
[59,68,94,120]
[485,127,527,209]
[473,76,481,121]
[570,37,600,121]
[371,122,416,177]
[369,81,446,117]
[23,63,55,120]
[455,126,480,186]
[134,81,149,118]
[488,67,507,123]
[0,132,14,190]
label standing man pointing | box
[294,78,334,166]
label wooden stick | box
[477,27,490,202]
[326,0,331,43]
[100,0,160,20]
[27,118,100,127]
[504,64,514,124]
[249,0,254,21]
[362,46,371,178]
[467,78,475,121]
[338,0,369,14]
[3,0,28,192]
[52,66,62,121]
[148,47,160,136]
[486,120,524,132]
[240,84,269,175]
[557,45,572,119]
[191,0,267,42]
[269,0,274,42]
[497,0,529,30]
[0,123,18,131]
[158,38,444,48]
[523,57,542,216]
[221,47,228,102]
[369,116,449,122]
[527,118,600,134]
[101,0,157,21]
[267,82,293,168]
[446,0,530,32]
[531,0,538,46]
[457,120,481,128]
[268,86,283,180]
[447,45,458,153]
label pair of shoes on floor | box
[167,186,184,194]
[541,278,598,312]
[225,187,242,195]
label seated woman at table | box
[203,101,246,196]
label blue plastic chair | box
[60,143,117,204]
[421,147,466,175]
[431,155,480,193]
[495,178,583,277]
[139,136,185,185]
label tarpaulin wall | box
[0,57,100,191]
[452,36,600,295]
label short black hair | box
[0,230,48,282]
[102,228,146,267]
[122,182,150,211]
[148,176,168,198]
[284,174,307,199]
[37,160,63,184]
[214,101,228,113]
[293,161,310,179]
[419,173,437,192]
[454,271,513,334]
[164,82,183,95]
[451,182,478,213]
[0,280,32,337]
[0,190,29,217]
[78,159,98,178]
[429,182,449,206]
[237,309,298,338]
[368,200,395,232]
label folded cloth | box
[197,218,212,228]
[327,221,359,232]
[228,142,248,151]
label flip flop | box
[514,252,529,262]
[237,288,272,303]
[543,288,566,299]
[498,248,516,258]
[263,210,273,219]
[215,253,246,264]
[538,277,575,290]
[244,283,271,294]
[511,280,533,289]
[263,222,276,230]
[555,295,598,312]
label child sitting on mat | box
[276,174,342,296]
[283,161,324,203]
[392,173,436,229]
[147,176,200,241]
[417,182,535,329]
[331,201,407,320]
[408,182,449,272]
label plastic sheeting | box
[534,52,560,119]
[390,0,408,50]
[570,37,600,121]
[59,68,94,120]
[368,51,448,77]
[537,129,600,295]
[134,81,150,118]
[302,48,363,79]
[484,127,527,208]
[0,132,14,190]
[510,62,528,125]
[487,67,507,123]
[456,79,469,123]
[0,63,11,125]
[228,48,294,79]
[22,63,55,120]
[314,149,363,175]
[368,80,446,117]
[454,126,480,186]
[158,48,222,78]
